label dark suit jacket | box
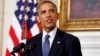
[22,29,82,56]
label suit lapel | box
[35,29,64,56]
[49,29,63,56]
[36,33,43,56]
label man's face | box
[37,3,59,29]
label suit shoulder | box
[58,29,76,37]
[58,29,79,41]
[26,33,42,44]
[62,32,80,45]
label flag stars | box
[22,0,25,3]
[33,7,37,13]
[31,16,36,21]
[28,0,32,3]
[26,6,30,12]
[15,0,38,28]
[20,6,24,11]
[24,14,28,21]
[19,14,22,20]
[34,0,37,4]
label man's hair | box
[37,1,57,13]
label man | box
[23,1,82,56]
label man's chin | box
[47,26,55,30]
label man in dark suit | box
[23,1,82,56]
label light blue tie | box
[42,34,50,56]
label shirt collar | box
[42,27,57,47]
[43,27,57,40]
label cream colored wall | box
[68,31,100,56]
[2,0,16,56]
[0,0,3,56]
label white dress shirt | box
[42,27,57,48]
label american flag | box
[6,0,40,56]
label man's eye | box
[50,9,55,13]
[41,11,46,14]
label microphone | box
[11,42,36,56]
[24,43,36,52]
[11,43,25,54]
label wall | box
[0,0,3,56]
[69,31,100,56]
[1,0,16,56]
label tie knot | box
[45,34,50,41]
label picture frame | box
[59,0,100,31]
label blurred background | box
[0,0,100,56]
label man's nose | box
[46,12,51,17]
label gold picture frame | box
[59,0,100,31]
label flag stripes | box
[6,0,39,56]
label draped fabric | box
[5,0,40,56]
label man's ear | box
[36,16,40,23]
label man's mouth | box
[46,19,52,23]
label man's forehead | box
[39,3,56,11]
[40,3,55,8]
